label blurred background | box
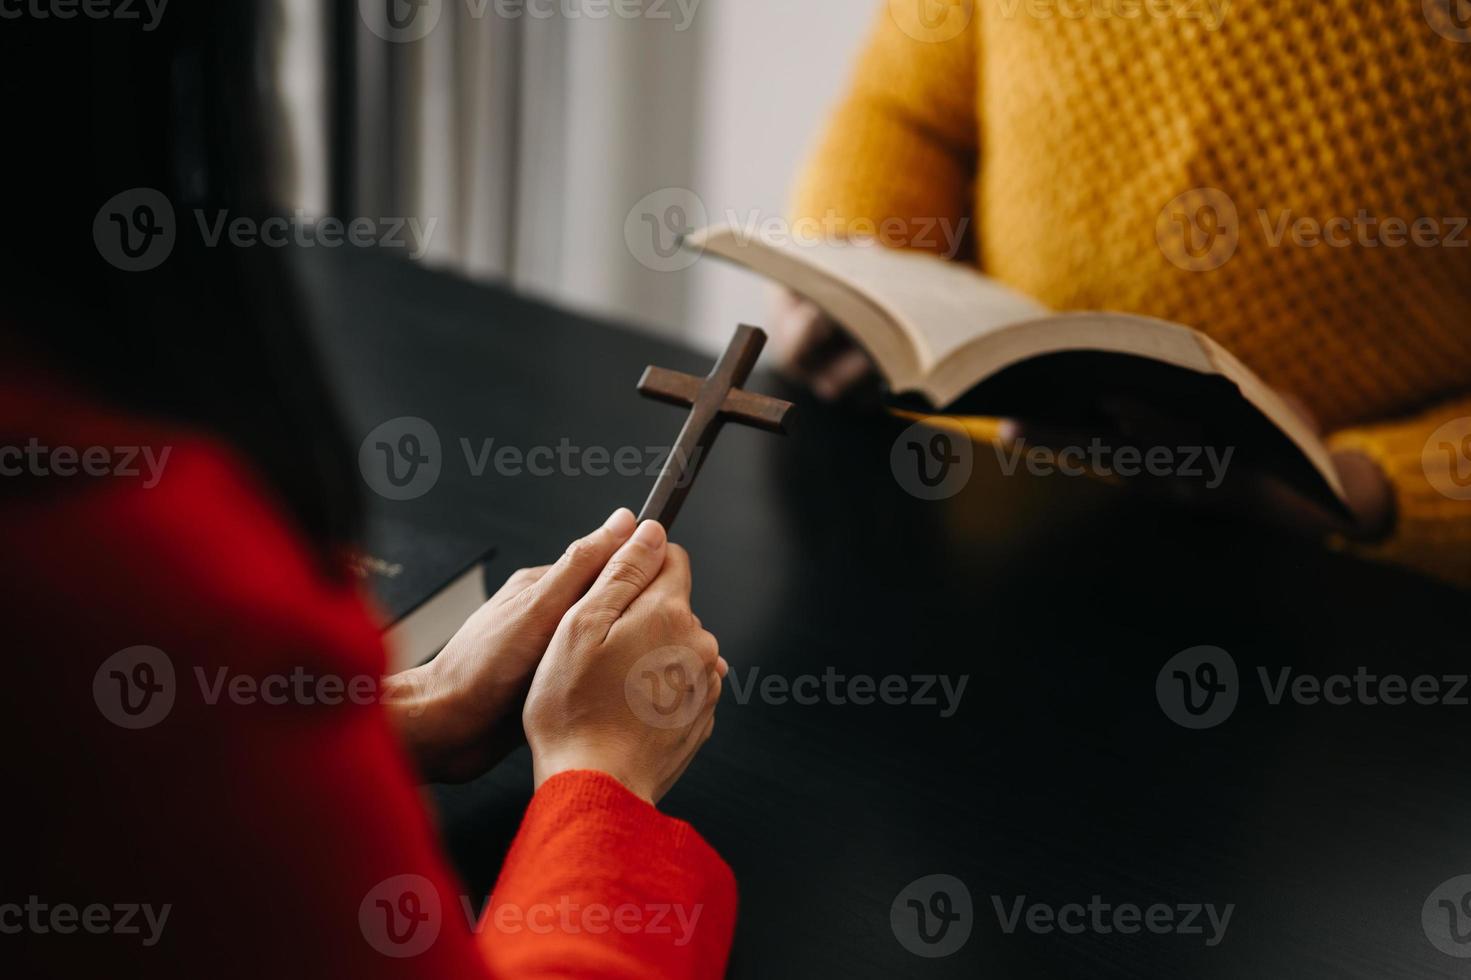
[274,0,876,353]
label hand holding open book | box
[692,225,1393,540]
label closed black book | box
[353,519,493,670]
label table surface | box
[300,247,1469,979]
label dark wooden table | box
[301,248,1470,979]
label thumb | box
[522,508,638,622]
[1276,390,1324,438]
[574,520,668,634]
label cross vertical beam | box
[635,324,794,531]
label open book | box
[689,224,1348,508]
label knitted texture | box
[482,771,737,978]
[794,0,1471,586]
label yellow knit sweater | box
[793,0,1471,586]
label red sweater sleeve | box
[482,771,737,978]
[2,376,735,978]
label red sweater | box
[2,371,736,977]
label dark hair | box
[1,5,363,564]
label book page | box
[690,224,1346,506]
[691,226,1048,378]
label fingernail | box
[716,656,729,678]
[603,508,636,535]
[632,519,666,549]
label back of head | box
[0,5,361,562]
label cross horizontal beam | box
[634,325,794,529]
[636,366,792,434]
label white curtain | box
[275,0,871,349]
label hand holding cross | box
[636,325,795,531]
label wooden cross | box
[636,324,795,530]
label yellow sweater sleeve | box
[1328,396,1471,588]
[794,5,1469,590]
[790,4,977,257]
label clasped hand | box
[384,508,727,804]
